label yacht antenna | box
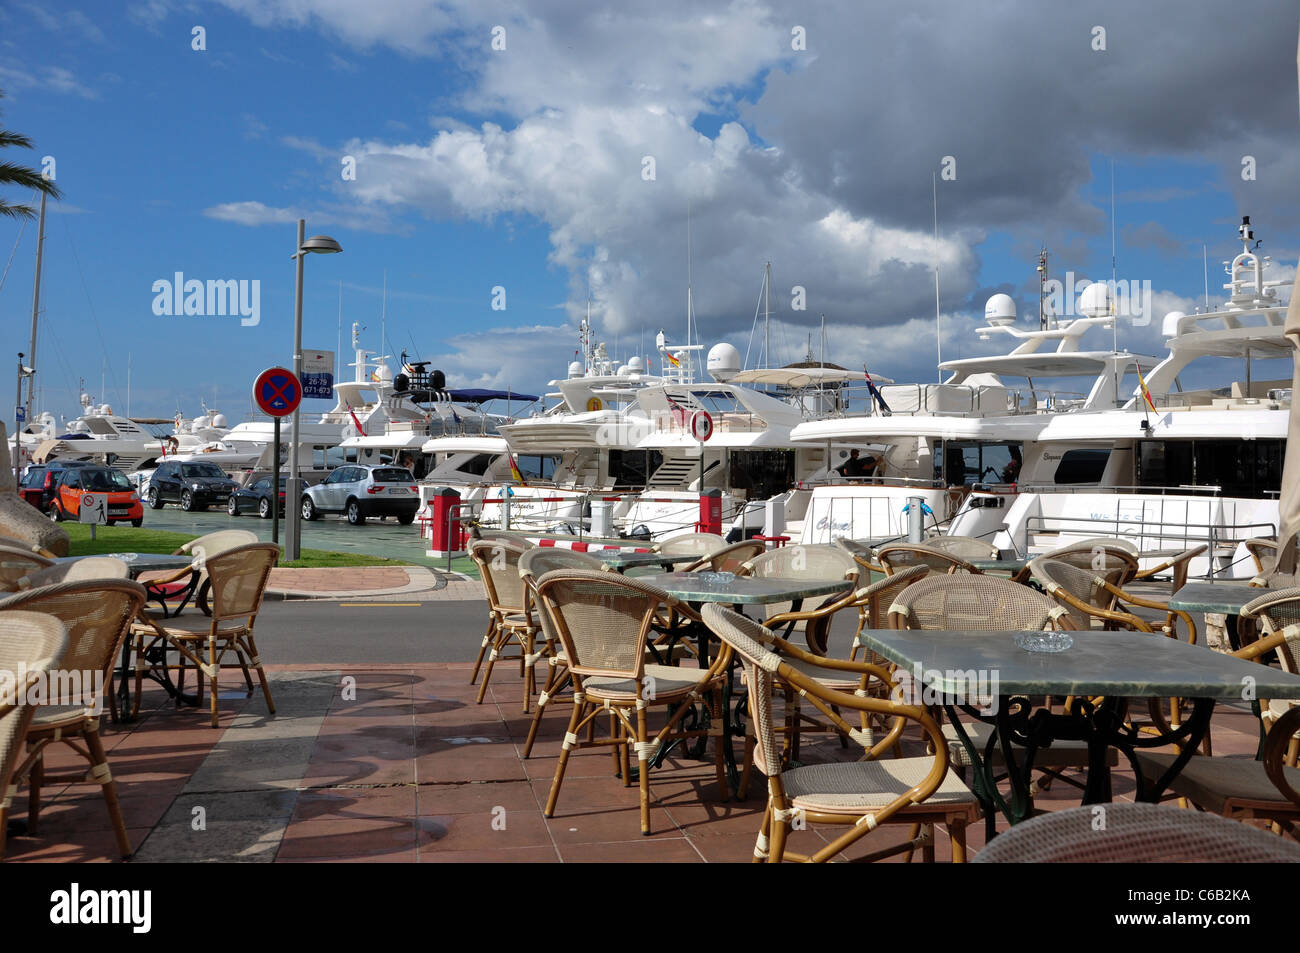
[1202,244,1210,312]
[126,353,131,419]
[1110,160,1120,407]
[932,172,941,382]
[380,270,387,372]
[763,261,772,369]
[686,201,693,364]
[1037,248,1049,330]
[336,280,342,373]
[25,190,46,421]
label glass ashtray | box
[699,571,736,585]
[1014,631,1073,653]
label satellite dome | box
[99,404,113,416]
[1079,281,1112,319]
[568,361,584,378]
[617,364,631,376]
[626,355,644,372]
[375,364,393,383]
[707,343,741,381]
[211,413,228,429]
[194,415,210,429]
[984,294,1017,326]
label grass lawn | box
[62,524,414,569]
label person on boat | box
[836,449,877,479]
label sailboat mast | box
[25,190,46,419]
[764,261,771,370]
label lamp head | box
[301,234,343,255]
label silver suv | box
[300,464,419,526]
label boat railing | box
[1019,483,1226,496]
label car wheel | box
[346,499,365,525]
[180,489,195,512]
[131,518,143,528]
[227,496,239,516]
[301,497,318,521]
[147,487,163,509]
[50,503,64,522]
[397,512,415,525]
[259,498,272,519]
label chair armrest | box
[142,565,196,587]
[764,586,865,627]
[1264,707,1300,808]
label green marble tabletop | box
[638,571,852,606]
[1167,581,1258,615]
[599,551,700,571]
[859,628,1300,699]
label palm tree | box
[0,89,63,219]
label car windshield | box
[372,468,413,483]
[83,470,132,491]
[181,464,226,479]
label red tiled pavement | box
[0,659,1286,863]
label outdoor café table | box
[599,551,701,573]
[1168,579,1258,653]
[858,627,1300,839]
[57,552,199,719]
[636,570,854,795]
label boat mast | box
[25,190,46,420]
[932,172,941,383]
[764,261,771,370]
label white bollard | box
[589,500,613,538]
[907,496,925,542]
[763,497,786,539]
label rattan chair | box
[536,569,730,836]
[739,544,859,654]
[655,532,728,556]
[1239,587,1300,738]
[130,543,279,727]
[467,539,541,711]
[683,539,765,573]
[1017,545,1139,592]
[834,537,886,575]
[146,529,259,616]
[877,543,980,576]
[925,536,1000,561]
[0,580,147,857]
[1244,538,1279,575]
[1062,536,1140,556]
[516,547,604,757]
[0,610,66,860]
[0,545,54,592]
[702,604,980,862]
[973,801,1300,862]
[1027,556,1151,632]
[849,564,929,662]
[18,557,130,589]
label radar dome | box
[707,343,741,381]
[211,413,228,429]
[626,355,644,373]
[99,404,113,416]
[984,294,1017,326]
[1079,281,1112,319]
[568,361,584,378]
[617,364,631,376]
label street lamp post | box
[285,220,342,561]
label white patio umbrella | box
[1271,29,1300,580]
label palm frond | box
[0,161,62,199]
[0,199,36,220]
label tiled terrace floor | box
[2,664,1276,863]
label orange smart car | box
[49,466,144,526]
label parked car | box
[18,460,98,514]
[49,466,143,526]
[145,460,239,511]
[228,474,287,519]
[300,465,419,526]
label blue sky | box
[2,1,1297,426]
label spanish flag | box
[508,454,527,485]
[666,352,681,368]
[1136,365,1157,413]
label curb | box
[264,565,447,601]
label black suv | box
[146,460,239,511]
[18,460,97,514]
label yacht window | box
[1138,439,1283,499]
[516,454,560,481]
[1053,449,1111,485]
[938,442,1023,485]
[84,419,118,435]
[608,450,663,489]
[729,450,795,498]
[456,453,494,477]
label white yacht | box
[22,392,161,471]
[792,217,1291,577]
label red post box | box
[428,486,465,556]
[697,488,722,536]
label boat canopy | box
[445,388,539,403]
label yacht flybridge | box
[792,217,1292,577]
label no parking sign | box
[253,367,302,417]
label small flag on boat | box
[666,352,681,368]
[666,394,688,426]
[450,405,461,425]
[508,454,527,485]
[1136,364,1157,413]
[347,403,367,437]
[864,369,891,416]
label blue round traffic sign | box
[253,367,302,418]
